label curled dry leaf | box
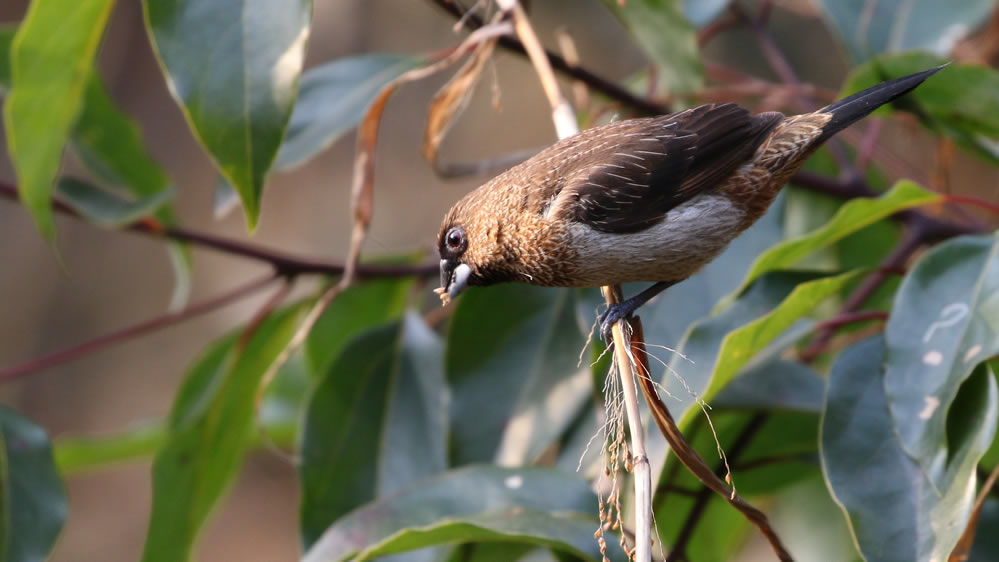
[423,33,499,168]
[345,21,513,282]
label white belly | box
[567,195,745,286]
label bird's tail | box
[815,65,944,143]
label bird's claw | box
[599,303,632,343]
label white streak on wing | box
[567,196,745,286]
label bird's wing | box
[549,104,784,234]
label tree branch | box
[0,181,438,279]
[429,0,670,115]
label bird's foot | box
[599,302,634,343]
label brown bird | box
[436,67,941,335]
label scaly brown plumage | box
[435,67,942,330]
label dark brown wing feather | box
[563,104,784,233]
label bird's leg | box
[600,280,677,342]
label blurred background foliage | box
[1,0,999,561]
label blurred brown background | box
[0,0,993,560]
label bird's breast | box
[565,195,746,286]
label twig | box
[0,180,438,279]
[666,413,768,562]
[604,286,653,562]
[628,318,792,561]
[800,227,923,362]
[0,272,279,381]
[237,279,295,349]
[812,310,888,332]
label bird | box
[435,67,942,336]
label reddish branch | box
[0,181,438,279]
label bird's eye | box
[446,227,466,251]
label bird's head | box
[434,192,517,304]
[435,214,475,305]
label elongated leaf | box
[0,26,14,90]
[601,0,702,94]
[729,180,939,301]
[884,233,999,466]
[692,270,861,422]
[817,0,994,62]
[668,271,857,429]
[141,304,305,562]
[303,276,414,377]
[0,407,67,562]
[300,313,447,548]
[3,0,116,239]
[302,466,618,562]
[143,0,311,228]
[276,53,425,169]
[448,286,589,466]
[821,337,997,562]
[842,53,999,165]
[56,178,173,227]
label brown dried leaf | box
[343,21,513,283]
[423,37,498,166]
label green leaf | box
[300,313,448,548]
[301,466,620,562]
[56,178,173,227]
[670,270,860,429]
[0,407,67,562]
[142,0,312,229]
[2,0,116,239]
[728,180,939,302]
[275,53,425,170]
[141,304,305,562]
[448,286,590,466]
[0,26,14,91]
[816,0,994,62]
[304,277,414,377]
[601,0,702,94]
[884,233,999,465]
[821,337,997,562]
[842,53,999,165]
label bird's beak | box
[435,259,471,305]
